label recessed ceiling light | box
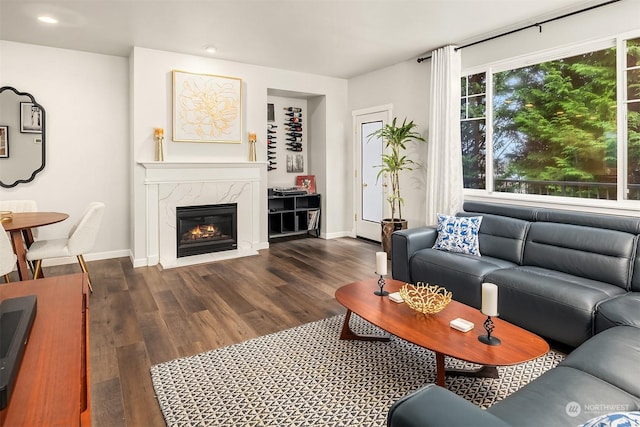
[204,46,217,54]
[38,16,58,24]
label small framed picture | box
[286,154,304,173]
[267,103,275,122]
[0,126,8,158]
[296,175,316,194]
[20,102,43,133]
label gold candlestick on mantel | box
[248,132,257,162]
[154,127,165,162]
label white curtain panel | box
[426,45,463,224]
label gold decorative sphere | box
[399,282,452,314]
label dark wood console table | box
[0,273,90,426]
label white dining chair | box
[0,200,38,211]
[0,223,17,283]
[26,202,105,292]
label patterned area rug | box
[151,314,565,426]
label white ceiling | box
[0,0,614,79]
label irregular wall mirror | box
[0,86,46,188]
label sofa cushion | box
[580,411,640,427]
[463,201,538,221]
[523,222,636,290]
[536,207,640,234]
[410,248,516,308]
[387,384,511,427]
[432,214,482,256]
[560,325,640,399]
[458,212,530,264]
[629,240,640,292]
[487,366,640,427]
[595,293,640,333]
[485,266,626,347]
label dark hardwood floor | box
[42,236,383,426]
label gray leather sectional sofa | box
[392,201,640,347]
[388,201,640,426]
[387,326,640,427]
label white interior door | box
[354,107,391,241]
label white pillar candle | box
[376,252,387,276]
[481,282,499,317]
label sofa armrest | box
[387,384,511,427]
[391,226,438,282]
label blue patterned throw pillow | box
[580,411,640,427]
[432,214,483,256]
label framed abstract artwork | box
[172,70,242,143]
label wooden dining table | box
[1,211,69,280]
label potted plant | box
[368,117,426,257]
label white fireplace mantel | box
[140,161,269,268]
[140,160,268,182]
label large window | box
[628,38,640,199]
[461,37,640,202]
[461,73,486,189]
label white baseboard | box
[131,240,270,268]
[40,235,341,270]
[40,249,130,267]
[323,231,352,239]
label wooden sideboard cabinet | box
[0,273,90,426]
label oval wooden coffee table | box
[335,278,549,387]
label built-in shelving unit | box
[268,189,320,240]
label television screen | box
[0,295,37,409]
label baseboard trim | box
[40,249,130,267]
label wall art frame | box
[20,102,43,133]
[172,70,242,143]
[296,175,316,194]
[0,126,8,158]
[286,154,304,173]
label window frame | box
[461,33,640,215]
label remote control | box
[450,318,474,332]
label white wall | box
[0,41,130,261]
[7,0,634,265]
[461,0,640,216]
[266,95,308,187]
[348,60,430,229]
[348,0,640,228]
[461,0,640,70]
[0,41,350,268]
[130,47,349,265]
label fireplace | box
[176,204,237,258]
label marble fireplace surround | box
[140,162,269,269]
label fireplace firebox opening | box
[176,203,237,258]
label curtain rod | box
[416,0,621,63]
